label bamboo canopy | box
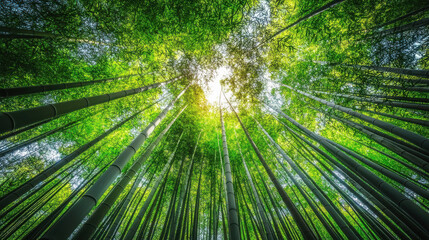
[0,0,428,239]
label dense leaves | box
[0,0,428,239]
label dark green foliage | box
[0,0,428,239]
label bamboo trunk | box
[258,0,346,47]
[123,132,184,240]
[0,76,181,134]
[73,119,184,239]
[256,120,360,240]
[0,74,138,98]
[281,84,429,149]
[268,104,429,237]
[40,87,188,240]
[0,102,156,210]
[225,94,315,239]
[220,93,241,240]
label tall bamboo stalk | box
[41,86,189,240]
[266,103,429,238]
[0,74,139,98]
[0,76,181,134]
[220,92,241,240]
[281,84,429,149]
[225,94,315,239]
[73,108,185,239]
[123,132,184,240]
[0,101,158,210]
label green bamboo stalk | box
[0,76,181,134]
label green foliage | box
[0,0,428,239]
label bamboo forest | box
[1,0,429,239]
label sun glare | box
[202,66,233,105]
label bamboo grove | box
[0,0,428,239]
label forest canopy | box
[0,0,428,239]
